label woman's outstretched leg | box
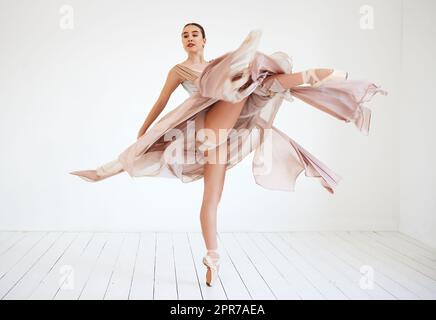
[263,68,334,89]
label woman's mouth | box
[187,43,195,47]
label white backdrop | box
[0,0,404,233]
[399,0,436,248]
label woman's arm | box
[137,66,184,139]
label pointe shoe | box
[302,69,349,87]
[202,249,220,287]
[312,69,349,87]
[69,170,101,182]
[69,160,124,182]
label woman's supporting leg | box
[263,68,334,89]
[199,96,249,253]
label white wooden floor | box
[0,231,435,300]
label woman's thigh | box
[199,97,249,161]
[204,97,248,135]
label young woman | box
[70,23,387,287]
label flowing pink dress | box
[69,30,387,194]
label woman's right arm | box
[137,66,184,139]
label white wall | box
[0,0,400,232]
[399,0,436,248]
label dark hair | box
[183,22,206,39]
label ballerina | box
[70,23,387,287]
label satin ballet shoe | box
[69,159,124,182]
[312,69,349,88]
[302,69,348,87]
[69,170,102,182]
[202,249,220,287]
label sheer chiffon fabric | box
[69,29,387,194]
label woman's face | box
[182,25,206,53]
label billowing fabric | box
[69,29,387,194]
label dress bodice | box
[181,79,200,96]
[174,62,212,97]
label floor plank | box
[0,232,63,298]
[78,233,125,300]
[335,232,436,299]
[318,231,418,299]
[0,232,19,247]
[388,232,436,256]
[370,232,436,265]
[234,233,300,299]
[3,233,78,300]
[104,233,140,300]
[28,232,94,299]
[281,232,372,299]
[0,232,47,280]
[173,232,202,300]
[153,233,177,300]
[290,231,396,299]
[252,233,326,299]
[54,233,108,300]
[128,233,155,300]
[220,233,275,300]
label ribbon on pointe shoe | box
[312,70,349,88]
[302,69,347,87]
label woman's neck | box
[185,53,206,65]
